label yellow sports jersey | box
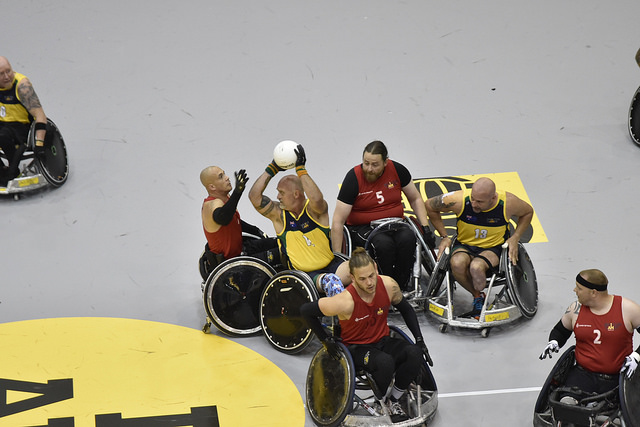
[278,200,334,271]
[456,189,509,248]
[0,73,31,124]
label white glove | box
[539,340,559,360]
[621,351,640,379]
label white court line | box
[439,386,542,398]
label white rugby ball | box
[273,140,299,170]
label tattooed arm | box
[425,190,462,255]
[17,78,47,143]
[248,171,284,233]
[561,300,581,330]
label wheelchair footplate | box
[0,172,48,196]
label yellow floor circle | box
[0,317,304,427]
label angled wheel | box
[306,342,355,427]
[341,225,353,256]
[29,118,69,186]
[405,215,437,275]
[202,256,276,337]
[621,366,640,426]
[425,248,449,298]
[629,85,640,147]
[260,270,319,354]
[505,243,538,319]
[533,346,575,419]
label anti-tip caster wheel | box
[202,322,211,334]
[439,324,448,334]
[481,328,491,338]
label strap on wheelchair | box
[455,249,497,276]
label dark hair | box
[363,140,388,161]
[348,247,375,273]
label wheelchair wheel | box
[341,225,352,256]
[260,270,319,354]
[29,118,69,187]
[620,367,640,426]
[425,249,449,298]
[504,243,538,319]
[202,256,276,337]
[533,346,576,421]
[405,215,437,275]
[306,342,355,427]
[629,85,640,147]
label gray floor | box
[2,1,640,426]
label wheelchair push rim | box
[306,342,355,427]
[260,270,318,354]
[629,85,640,147]
[203,256,276,337]
[504,242,538,319]
[29,118,69,187]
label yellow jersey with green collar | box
[278,200,334,271]
[456,189,509,248]
[0,73,31,124]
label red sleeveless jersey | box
[346,161,404,225]
[574,295,633,374]
[202,196,242,259]
[339,277,390,345]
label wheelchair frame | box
[343,216,438,310]
[305,325,438,427]
[0,118,69,199]
[425,237,538,337]
[534,345,639,427]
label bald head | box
[472,177,496,198]
[469,177,498,213]
[200,165,232,197]
[200,166,222,187]
[0,56,15,89]
[278,174,303,192]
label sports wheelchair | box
[629,85,640,147]
[342,216,438,309]
[305,325,438,427]
[0,118,69,199]
[424,236,538,337]
[534,346,640,427]
[201,236,348,354]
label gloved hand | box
[415,336,434,367]
[234,169,249,193]
[294,144,306,167]
[321,273,344,297]
[621,351,640,379]
[265,160,284,177]
[422,225,436,250]
[539,340,559,360]
[34,139,46,155]
[323,336,342,360]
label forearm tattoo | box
[17,81,42,110]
